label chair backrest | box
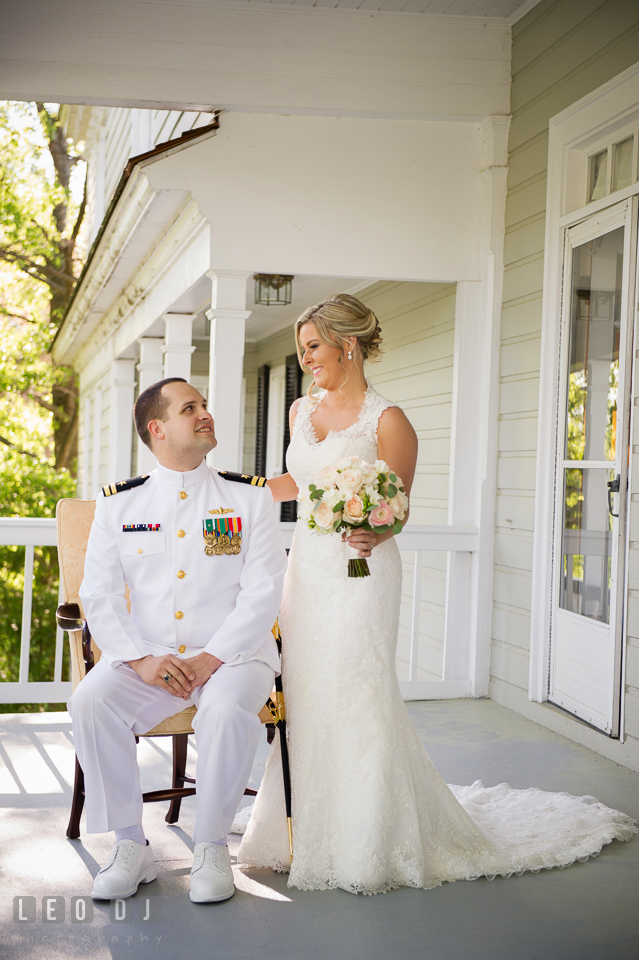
[56,499,96,607]
[56,498,102,664]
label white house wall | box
[145,112,486,282]
[490,0,639,769]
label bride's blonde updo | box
[294,294,384,386]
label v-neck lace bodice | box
[287,381,396,490]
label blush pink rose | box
[343,494,365,523]
[313,500,336,530]
[369,501,394,527]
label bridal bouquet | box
[299,456,408,577]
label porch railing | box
[0,518,478,706]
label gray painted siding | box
[360,281,455,681]
[491,1,639,728]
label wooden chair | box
[56,498,275,840]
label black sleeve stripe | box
[102,475,150,497]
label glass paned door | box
[550,202,636,735]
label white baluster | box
[18,545,35,684]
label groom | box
[68,377,286,903]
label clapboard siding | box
[348,281,455,681]
[490,0,639,723]
[104,108,132,205]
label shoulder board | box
[219,471,267,488]
[102,475,150,497]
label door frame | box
[548,201,637,735]
[529,64,639,740]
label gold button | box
[138,548,143,554]
[177,529,185,538]
[178,644,186,654]
[177,570,186,579]
[175,611,184,620]
[179,491,187,500]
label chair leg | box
[165,734,189,824]
[67,756,85,840]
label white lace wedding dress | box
[238,382,636,894]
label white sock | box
[114,825,146,845]
[197,838,227,846]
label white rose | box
[360,460,378,485]
[313,465,339,488]
[336,466,364,495]
[388,488,409,520]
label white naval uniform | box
[68,460,287,841]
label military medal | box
[203,517,242,556]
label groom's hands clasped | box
[127,651,223,699]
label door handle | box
[607,474,621,517]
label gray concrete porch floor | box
[1,698,638,960]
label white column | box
[136,337,163,475]
[82,395,91,500]
[108,358,136,481]
[162,313,196,381]
[442,116,510,697]
[206,271,252,472]
[442,282,481,686]
[91,386,103,497]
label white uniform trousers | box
[68,658,274,842]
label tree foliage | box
[0,101,86,472]
[0,101,86,711]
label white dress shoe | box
[189,843,235,903]
[91,840,157,900]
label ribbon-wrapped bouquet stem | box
[299,456,408,577]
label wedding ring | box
[162,672,173,683]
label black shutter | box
[280,354,303,522]
[255,365,269,477]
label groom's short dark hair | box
[134,378,187,449]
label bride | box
[238,293,636,894]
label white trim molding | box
[529,62,639,704]
[443,115,510,698]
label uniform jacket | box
[79,460,287,672]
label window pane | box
[611,137,634,193]
[565,227,623,461]
[589,150,608,202]
[560,468,613,623]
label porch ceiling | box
[0,0,514,121]
[167,274,373,345]
[202,0,540,19]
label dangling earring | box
[348,350,353,360]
